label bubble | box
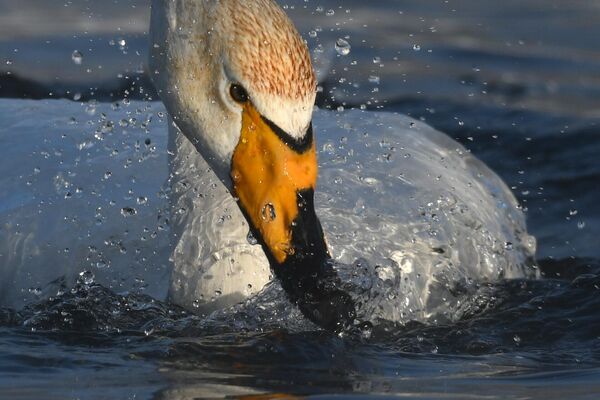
[335,38,351,56]
[71,50,83,65]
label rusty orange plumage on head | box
[216,0,317,103]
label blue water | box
[1,0,600,398]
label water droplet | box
[309,30,317,38]
[412,44,421,51]
[513,334,521,344]
[73,92,81,101]
[261,203,276,222]
[121,207,137,217]
[368,75,380,84]
[246,230,258,245]
[577,221,586,229]
[78,270,95,285]
[335,38,351,56]
[71,50,83,65]
[504,241,513,250]
[326,9,335,17]
[569,209,578,216]
[137,196,148,205]
[359,322,373,340]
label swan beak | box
[231,102,318,264]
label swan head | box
[149,0,319,264]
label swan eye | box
[229,84,249,104]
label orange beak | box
[231,102,318,264]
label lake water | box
[1,0,599,398]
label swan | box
[149,0,537,329]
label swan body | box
[164,105,537,322]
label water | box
[2,262,600,398]
[1,0,600,398]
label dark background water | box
[1,0,599,398]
